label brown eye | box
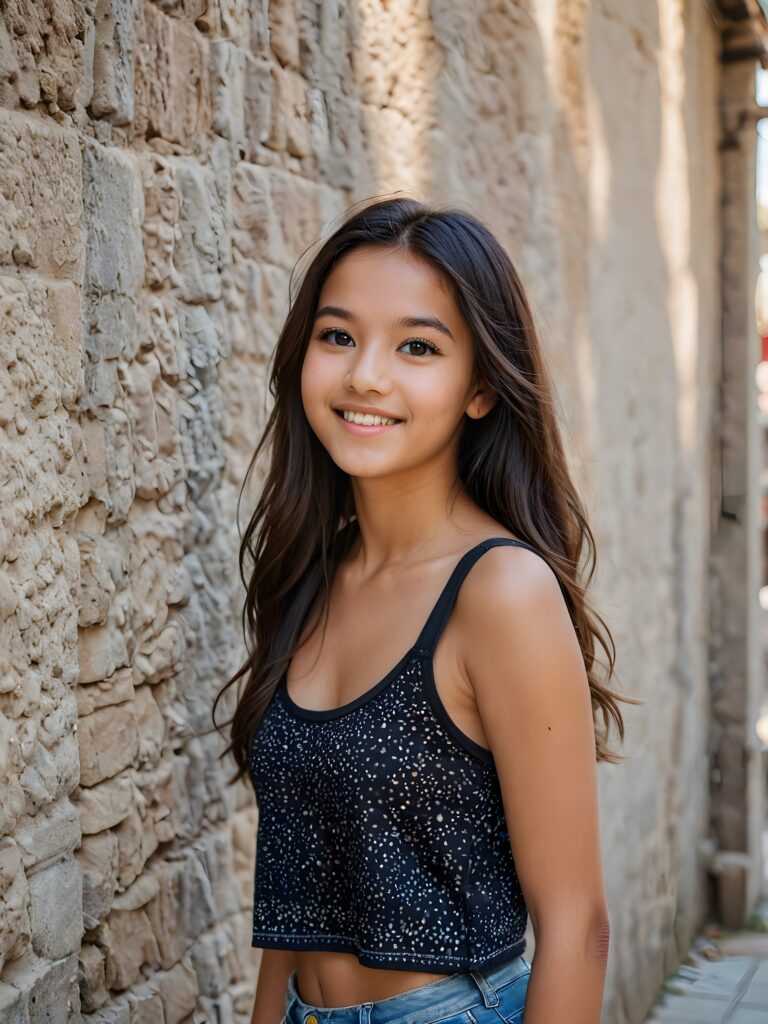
[400,338,440,358]
[317,328,354,346]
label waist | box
[285,949,531,1023]
[292,950,455,1007]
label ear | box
[465,382,498,420]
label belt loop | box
[358,1002,374,1023]
[469,968,500,1007]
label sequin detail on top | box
[248,537,564,973]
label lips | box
[334,409,404,423]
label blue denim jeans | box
[283,952,531,1024]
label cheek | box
[407,369,467,423]
[300,348,326,410]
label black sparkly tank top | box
[248,537,561,973]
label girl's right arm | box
[251,948,296,1024]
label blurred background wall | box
[0,1,766,1022]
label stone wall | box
[0,2,756,1023]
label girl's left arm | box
[460,546,611,1024]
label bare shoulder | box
[458,538,569,625]
[454,539,585,709]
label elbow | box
[588,911,611,963]
[530,904,611,962]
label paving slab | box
[642,901,768,1023]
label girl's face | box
[301,245,495,481]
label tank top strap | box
[412,536,560,657]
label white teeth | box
[340,410,400,426]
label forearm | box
[251,948,295,1024]
[522,916,610,1024]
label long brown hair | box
[214,195,638,781]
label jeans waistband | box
[285,951,531,1024]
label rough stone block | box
[90,0,138,125]
[266,64,310,158]
[0,713,25,840]
[116,803,159,890]
[78,407,137,525]
[133,687,165,767]
[1,951,80,1023]
[231,163,341,268]
[0,111,83,279]
[174,161,227,303]
[140,154,182,291]
[243,54,272,160]
[79,941,108,1011]
[150,958,198,1023]
[96,906,160,991]
[81,1002,131,1024]
[0,838,31,972]
[76,775,135,834]
[209,40,247,154]
[82,140,144,404]
[27,854,83,960]
[78,703,139,787]
[78,829,119,930]
[267,0,299,69]
[0,274,88,531]
[14,799,81,872]
[76,669,135,718]
[121,350,186,500]
[134,2,211,147]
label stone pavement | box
[642,902,768,1023]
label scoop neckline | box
[277,534,530,722]
[279,645,425,721]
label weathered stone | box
[78,829,119,930]
[114,806,158,891]
[79,941,108,1011]
[14,799,81,871]
[149,958,198,1024]
[1,951,80,1023]
[243,54,272,160]
[76,669,135,718]
[267,0,299,70]
[0,838,31,972]
[77,703,139,787]
[174,162,227,304]
[96,906,160,992]
[82,141,145,411]
[28,854,83,960]
[209,41,247,155]
[77,532,125,626]
[0,112,82,279]
[90,0,138,125]
[231,163,339,267]
[133,3,211,148]
[140,155,182,291]
[133,687,165,767]
[266,64,310,158]
[76,775,135,835]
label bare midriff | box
[292,949,454,1007]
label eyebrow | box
[313,304,455,342]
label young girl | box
[215,196,633,1024]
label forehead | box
[318,246,463,326]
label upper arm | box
[458,545,609,940]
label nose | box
[343,343,393,395]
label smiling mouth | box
[334,409,404,425]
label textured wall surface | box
[0,1,751,1022]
